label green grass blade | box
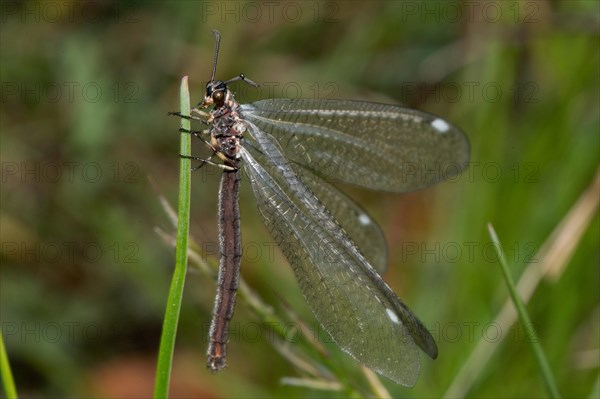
[0,327,18,399]
[487,223,561,399]
[153,76,192,398]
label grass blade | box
[153,76,192,398]
[487,223,561,399]
[0,327,18,399]
[445,171,599,398]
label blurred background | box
[1,1,598,397]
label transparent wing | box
[288,164,388,274]
[240,99,470,192]
[240,123,437,386]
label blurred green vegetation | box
[1,1,598,398]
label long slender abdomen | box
[207,168,242,371]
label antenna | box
[207,30,259,89]
[210,30,221,82]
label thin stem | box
[153,76,192,398]
[0,327,18,399]
[487,223,561,399]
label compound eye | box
[212,90,224,102]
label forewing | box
[289,165,388,274]
[240,99,469,192]
[240,123,437,385]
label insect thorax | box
[210,95,246,164]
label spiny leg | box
[179,127,211,147]
[178,127,221,169]
[168,108,211,125]
[178,128,234,171]
[179,155,236,171]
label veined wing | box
[288,164,388,274]
[239,99,469,192]
[240,122,437,386]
